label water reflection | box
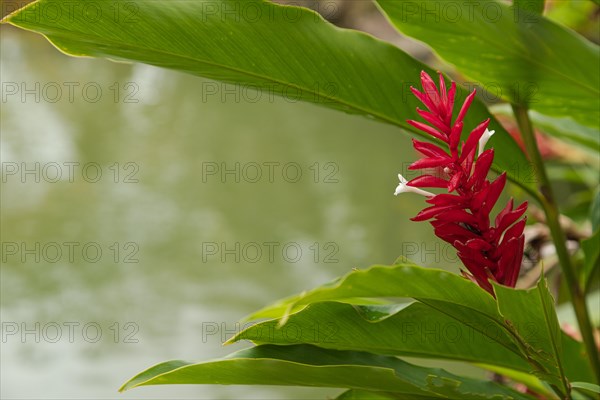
[1,27,453,399]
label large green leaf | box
[375,0,600,129]
[120,344,532,399]
[229,301,531,371]
[2,0,537,196]
[245,263,527,364]
[493,279,569,396]
[246,263,500,321]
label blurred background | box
[1,1,598,399]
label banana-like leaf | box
[375,0,600,129]
[246,263,500,321]
[229,301,531,371]
[120,344,533,399]
[244,263,526,363]
[2,0,537,196]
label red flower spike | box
[395,71,528,296]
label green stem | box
[512,105,600,384]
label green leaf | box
[375,0,600,129]
[246,263,500,322]
[571,382,600,397]
[245,263,528,367]
[120,344,533,399]
[581,230,600,292]
[2,0,537,196]
[229,301,531,371]
[514,0,545,15]
[493,279,570,396]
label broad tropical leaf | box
[246,263,500,321]
[229,301,531,371]
[375,0,600,129]
[245,263,527,363]
[2,0,537,195]
[120,344,533,399]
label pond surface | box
[1,27,463,399]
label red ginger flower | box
[395,71,528,295]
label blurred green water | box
[0,27,465,399]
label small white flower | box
[478,128,495,156]
[394,174,434,197]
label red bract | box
[395,71,528,295]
